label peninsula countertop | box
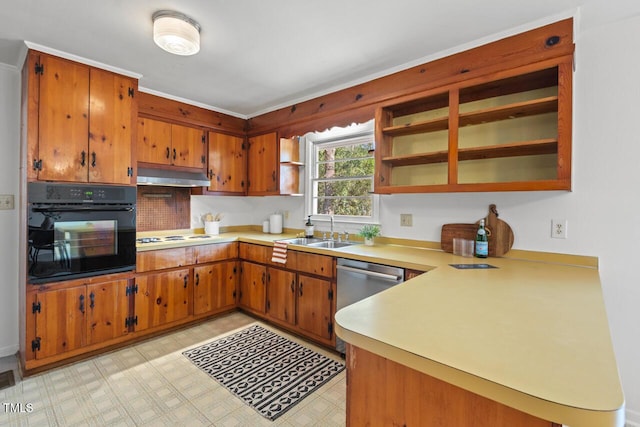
[333,246,625,427]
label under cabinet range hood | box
[136,167,211,187]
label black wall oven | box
[28,182,136,284]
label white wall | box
[0,63,20,357]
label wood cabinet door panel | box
[208,132,246,193]
[35,285,86,358]
[88,68,135,184]
[247,132,278,194]
[297,275,332,340]
[171,124,206,168]
[194,242,238,264]
[38,54,89,182]
[137,117,171,165]
[239,261,266,313]
[134,269,191,331]
[266,268,296,325]
[194,261,238,315]
[86,279,129,345]
[296,252,334,278]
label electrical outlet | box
[551,219,567,239]
[400,213,413,227]
[283,210,289,220]
[0,194,14,210]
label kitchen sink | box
[307,240,360,249]
[280,237,324,245]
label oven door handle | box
[336,265,401,282]
[32,206,135,213]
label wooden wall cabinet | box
[26,51,136,184]
[279,137,303,196]
[375,59,572,193]
[247,132,279,195]
[207,131,247,194]
[137,117,206,170]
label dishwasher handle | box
[336,264,402,282]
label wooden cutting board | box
[441,204,514,257]
[476,204,514,257]
[440,223,478,253]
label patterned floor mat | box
[183,324,345,420]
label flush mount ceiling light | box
[152,10,201,56]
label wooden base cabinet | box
[27,277,130,364]
[134,269,191,332]
[266,268,297,326]
[237,243,336,347]
[297,274,334,342]
[345,345,560,427]
[238,261,267,314]
[194,261,238,316]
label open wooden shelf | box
[382,96,558,139]
[459,96,558,127]
[382,139,558,167]
[382,116,449,136]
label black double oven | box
[27,182,136,284]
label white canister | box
[262,220,270,233]
[269,214,283,234]
[204,221,220,235]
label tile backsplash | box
[137,187,191,231]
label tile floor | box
[0,312,346,426]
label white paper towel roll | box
[269,214,283,234]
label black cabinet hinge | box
[328,289,333,301]
[125,315,138,328]
[266,300,271,311]
[201,155,206,164]
[328,322,333,336]
[127,167,134,177]
[125,284,138,296]
[34,62,44,75]
[128,87,134,98]
[32,301,41,314]
[201,135,206,144]
[232,290,237,299]
[31,337,41,352]
[32,159,42,171]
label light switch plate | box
[0,194,14,210]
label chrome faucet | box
[329,215,334,241]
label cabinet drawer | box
[239,243,269,264]
[296,252,334,278]
[194,242,238,264]
[136,247,194,272]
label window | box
[305,120,378,223]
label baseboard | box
[627,408,640,427]
[0,344,19,358]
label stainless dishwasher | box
[335,258,404,354]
